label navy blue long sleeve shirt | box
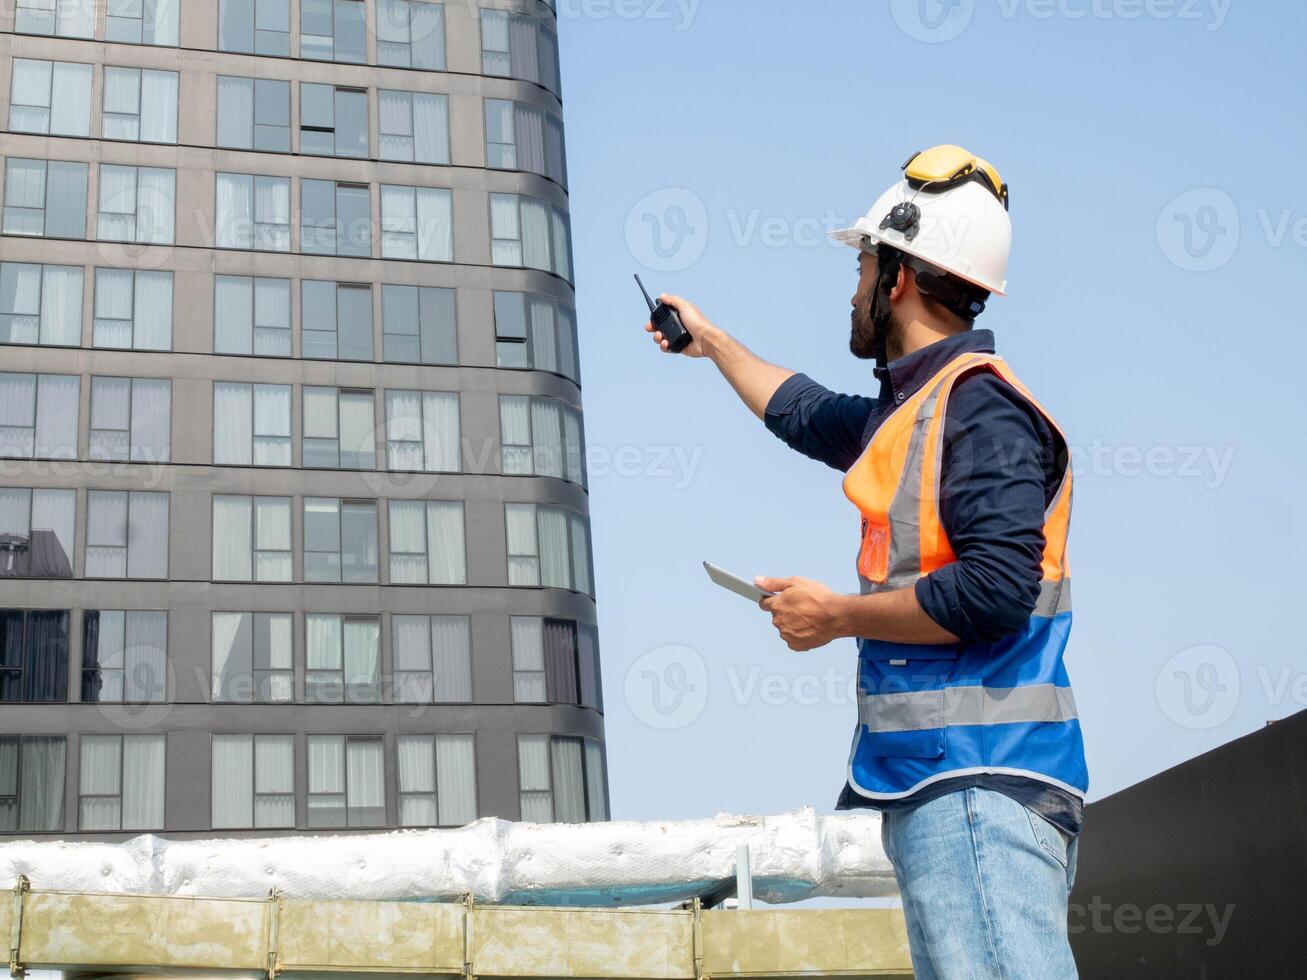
[764,329,1083,835]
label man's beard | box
[849,299,883,361]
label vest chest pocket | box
[857,651,959,760]
[857,519,890,583]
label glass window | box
[0,373,79,459]
[387,500,465,585]
[489,194,571,280]
[212,733,294,829]
[485,99,566,186]
[97,165,175,245]
[505,503,593,595]
[213,276,291,355]
[511,617,601,707]
[378,90,449,165]
[219,0,290,55]
[300,84,368,158]
[8,59,92,136]
[86,490,169,579]
[3,159,87,239]
[304,497,378,582]
[302,179,371,256]
[301,0,366,63]
[480,9,560,96]
[0,608,69,702]
[211,611,293,703]
[0,735,67,833]
[79,734,166,831]
[303,387,377,468]
[492,292,579,381]
[15,0,93,37]
[81,610,166,703]
[215,173,291,251]
[377,0,445,68]
[88,376,171,463]
[0,487,75,579]
[307,735,383,827]
[213,383,292,466]
[103,67,178,143]
[106,0,179,44]
[306,613,380,702]
[0,263,84,348]
[517,734,606,824]
[392,615,470,703]
[301,280,373,360]
[216,76,290,152]
[211,495,292,582]
[93,269,172,351]
[397,733,477,827]
[381,284,456,365]
[380,185,451,262]
[498,395,585,485]
[384,390,459,472]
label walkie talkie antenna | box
[634,274,658,313]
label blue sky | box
[554,0,1307,821]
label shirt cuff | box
[763,373,818,437]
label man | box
[643,146,1087,979]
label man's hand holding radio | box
[644,294,716,358]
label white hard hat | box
[830,160,1012,296]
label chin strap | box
[870,243,904,371]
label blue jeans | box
[881,787,1079,980]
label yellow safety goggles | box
[902,145,1009,211]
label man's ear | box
[888,263,910,302]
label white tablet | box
[703,561,775,604]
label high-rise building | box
[0,0,607,838]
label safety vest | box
[842,350,1088,801]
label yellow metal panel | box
[278,899,465,973]
[17,892,267,970]
[471,906,697,979]
[700,908,913,978]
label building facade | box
[0,0,608,839]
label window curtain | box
[578,623,602,711]
[92,269,134,347]
[217,75,253,148]
[253,385,291,465]
[408,0,443,69]
[508,14,539,83]
[86,491,127,577]
[378,90,413,160]
[584,741,607,822]
[255,176,290,250]
[0,373,35,457]
[570,512,593,596]
[430,615,470,702]
[538,508,571,589]
[380,185,416,259]
[426,501,465,585]
[211,611,250,702]
[31,489,74,576]
[2,263,43,344]
[563,406,584,486]
[517,735,552,822]
[140,70,177,142]
[528,298,558,374]
[54,62,93,136]
[557,306,579,382]
[133,271,172,349]
[214,275,252,353]
[102,68,139,139]
[388,500,426,583]
[9,61,51,133]
[505,504,538,585]
[126,492,168,578]
[254,735,294,827]
[215,173,252,249]
[423,392,459,471]
[20,736,65,832]
[254,278,291,353]
[544,618,577,705]
[97,165,136,241]
[306,614,342,672]
[346,738,384,824]
[23,609,69,702]
[129,378,171,463]
[550,737,586,824]
[212,495,252,580]
[489,194,521,265]
[511,617,546,702]
[79,735,122,830]
[513,104,546,176]
[338,392,376,469]
[121,735,165,829]
[308,736,344,794]
[213,383,252,465]
[392,615,432,703]
[499,395,532,475]
[385,389,422,470]
[343,619,379,702]
[89,376,130,461]
[212,734,254,828]
[552,208,573,281]
[124,610,166,701]
[481,9,509,69]
[436,734,477,825]
[397,736,436,825]
[544,114,566,185]
[35,374,78,459]
[136,168,175,245]
[254,496,291,580]
[415,187,452,262]
[531,399,563,479]
[40,265,82,346]
[520,198,552,271]
[413,93,449,165]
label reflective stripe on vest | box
[840,351,1088,801]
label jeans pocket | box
[1025,806,1070,870]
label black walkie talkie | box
[636,274,692,354]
